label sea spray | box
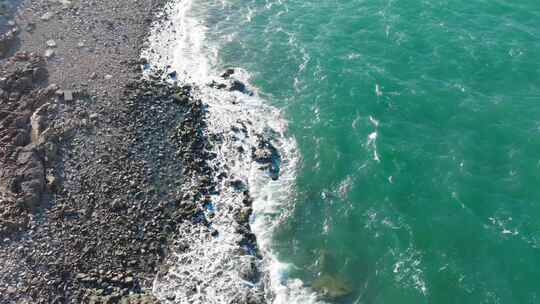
[143,0,322,303]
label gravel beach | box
[0,0,202,303]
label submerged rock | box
[311,250,353,299]
[312,273,353,299]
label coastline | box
[142,2,316,303]
[0,0,284,302]
[1,1,535,303]
[0,0,299,303]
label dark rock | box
[230,80,247,93]
[253,136,281,180]
[32,67,48,81]
[172,93,189,104]
[221,68,235,78]
[230,179,246,191]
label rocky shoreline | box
[0,0,278,302]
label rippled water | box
[171,1,540,303]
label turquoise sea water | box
[194,1,540,303]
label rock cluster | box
[0,53,56,239]
[0,64,208,303]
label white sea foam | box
[143,0,323,303]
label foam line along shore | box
[143,0,325,303]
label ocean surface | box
[150,0,540,303]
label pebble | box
[105,74,113,80]
[46,40,57,48]
[64,90,74,101]
[41,12,53,21]
[58,0,72,6]
[46,175,57,192]
[44,49,55,58]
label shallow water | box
[158,0,540,303]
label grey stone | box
[44,49,55,58]
[64,90,73,101]
[41,12,53,21]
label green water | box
[200,0,540,302]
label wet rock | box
[209,81,227,90]
[221,68,235,78]
[230,179,246,191]
[168,71,177,79]
[253,136,281,180]
[230,80,247,93]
